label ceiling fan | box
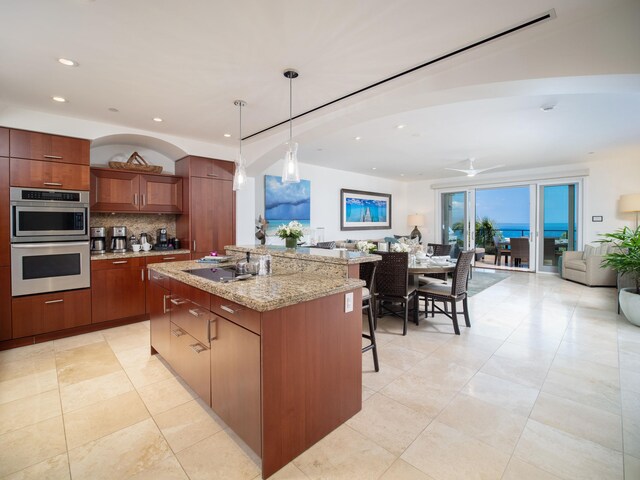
[445,158,504,177]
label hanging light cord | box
[288,75,293,143]
[238,102,242,158]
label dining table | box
[408,258,456,286]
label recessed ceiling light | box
[57,58,79,67]
[372,167,377,170]
[108,107,119,112]
[152,117,163,122]
[52,96,67,103]
[400,173,405,177]
[223,133,231,138]
[354,136,361,141]
[540,104,556,112]
[396,124,406,129]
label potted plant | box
[276,220,305,249]
[600,226,640,326]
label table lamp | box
[408,214,425,242]
[620,193,640,228]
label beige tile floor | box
[1,271,639,479]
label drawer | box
[145,253,190,265]
[170,298,212,345]
[170,322,210,404]
[211,295,261,335]
[170,278,210,310]
[91,257,146,270]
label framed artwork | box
[340,189,392,231]
[264,175,311,234]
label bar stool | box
[360,262,379,372]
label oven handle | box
[11,242,90,249]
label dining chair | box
[510,237,529,267]
[493,235,511,266]
[360,261,379,371]
[427,243,452,257]
[414,250,474,335]
[374,251,416,336]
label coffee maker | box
[90,227,106,254]
[154,227,172,250]
[110,226,127,253]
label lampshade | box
[407,214,425,226]
[281,69,300,184]
[232,99,247,191]
[620,193,640,212]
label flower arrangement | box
[356,241,377,253]
[276,221,305,248]
[390,242,411,252]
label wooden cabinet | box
[170,322,211,403]
[210,315,261,455]
[90,168,182,213]
[10,158,90,190]
[144,253,190,314]
[9,129,89,165]
[91,257,146,323]
[0,127,8,157]
[0,266,11,341]
[176,156,235,258]
[149,273,171,360]
[186,156,234,181]
[0,157,9,267]
[11,289,91,338]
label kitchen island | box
[147,248,377,478]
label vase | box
[619,288,640,327]
[285,237,297,249]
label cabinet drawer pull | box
[162,257,176,261]
[43,182,63,186]
[171,328,185,337]
[170,298,187,306]
[43,155,63,159]
[141,269,144,281]
[141,194,145,206]
[190,343,207,354]
[206,173,219,177]
[193,240,196,252]
[152,274,164,280]
[188,308,203,317]
[44,299,64,304]
[220,304,241,315]
[133,193,138,205]
[163,294,169,314]
[112,260,128,264]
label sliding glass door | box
[538,182,579,273]
[441,190,474,256]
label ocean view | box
[494,222,572,238]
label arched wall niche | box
[90,134,189,175]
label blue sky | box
[476,186,571,224]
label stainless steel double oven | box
[10,187,90,296]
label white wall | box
[254,162,410,245]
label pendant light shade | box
[281,69,300,184]
[232,99,247,191]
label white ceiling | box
[1,0,639,180]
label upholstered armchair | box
[562,244,617,287]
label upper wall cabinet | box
[90,168,183,214]
[187,156,234,181]
[10,129,90,165]
[10,158,90,191]
[0,128,8,157]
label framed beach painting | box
[340,189,392,231]
[264,175,311,235]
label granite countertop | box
[225,245,380,265]
[147,260,365,312]
[90,249,191,261]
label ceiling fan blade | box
[472,165,504,173]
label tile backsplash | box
[91,213,177,243]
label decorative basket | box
[109,151,163,174]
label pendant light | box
[281,69,300,184]
[232,99,247,191]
